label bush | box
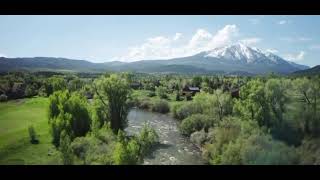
[297,138,320,165]
[147,91,156,97]
[180,114,214,136]
[112,139,141,165]
[156,86,168,99]
[28,125,39,144]
[174,102,203,120]
[112,130,142,165]
[60,131,74,165]
[0,94,8,102]
[138,98,152,110]
[203,117,299,165]
[25,85,37,97]
[151,99,170,114]
[190,129,207,147]
[136,123,159,156]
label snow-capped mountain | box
[204,43,266,63]
[0,43,310,74]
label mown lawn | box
[0,97,61,165]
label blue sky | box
[0,15,319,66]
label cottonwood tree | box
[233,80,270,127]
[93,74,131,133]
[293,77,320,137]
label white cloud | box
[0,53,7,57]
[309,45,320,50]
[284,51,305,61]
[278,20,287,25]
[239,37,262,46]
[173,33,182,41]
[266,49,279,54]
[278,19,294,25]
[117,24,239,61]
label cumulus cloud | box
[173,33,182,41]
[239,37,262,46]
[117,24,239,61]
[284,51,305,61]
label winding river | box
[126,108,205,165]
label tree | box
[93,74,131,133]
[194,90,233,121]
[60,131,74,165]
[233,79,270,127]
[156,86,168,99]
[264,79,289,126]
[48,90,91,147]
[192,76,202,87]
[292,77,320,137]
[68,78,84,92]
[137,123,159,155]
[28,125,39,144]
[180,114,215,136]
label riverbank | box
[126,108,205,165]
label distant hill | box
[292,65,320,75]
[0,57,106,72]
[0,43,309,75]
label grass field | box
[0,97,61,165]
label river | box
[126,108,205,165]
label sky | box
[0,15,319,67]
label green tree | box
[156,86,168,99]
[93,74,131,133]
[192,76,202,87]
[233,79,270,127]
[60,131,74,165]
[48,90,91,147]
[292,77,320,137]
[265,79,289,126]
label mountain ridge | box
[0,44,310,74]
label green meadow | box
[0,97,61,165]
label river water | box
[126,108,205,165]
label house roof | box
[188,87,200,91]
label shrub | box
[28,125,39,144]
[156,86,168,99]
[180,114,214,136]
[138,98,152,110]
[190,129,207,147]
[25,85,37,97]
[203,117,299,165]
[174,102,203,120]
[112,139,141,165]
[136,123,159,156]
[175,91,181,101]
[112,130,142,165]
[297,138,320,165]
[147,91,156,97]
[60,131,74,165]
[0,94,8,102]
[151,99,170,114]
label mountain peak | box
[204,42,265,63]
